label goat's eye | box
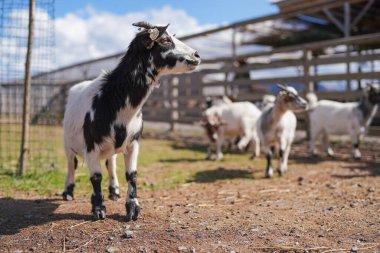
[159,37,171,45]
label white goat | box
[307,84,380,159]
[256,85,308,178]
[258,94,276,111]
[62,21,200,221]
[202,101,261,161]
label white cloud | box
[55,5,215,67]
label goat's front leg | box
[87,153,106,220]
[124,141,140,221]
[278,141,291,176]
[63,151,78,201]
[250,131,260,159]
[205,141,213,160]
[106,154,120,200]
[215,137,224,161]
[265,146,273,178]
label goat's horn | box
[157,24,170,37]
[277,84,288,91]
[132,21,154,29]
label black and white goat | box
[307,84,380,159]
[256,85,308,178]
[62,21,200,221]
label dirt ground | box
[1,137,380,253]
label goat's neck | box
[103,51,158,112]
[358,97,378,126]
[270,102,288,123]
[358,97,376,121]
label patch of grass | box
[0,132,262,197]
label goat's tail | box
[306,92,318,110]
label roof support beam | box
[323,8,345,34]
[351,0,375,29]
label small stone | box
[368,187,375,192]
[13,250,23,253]
[190,249,196,253]
[181,225,189,229]
[326,183,336,189]
[28,248,36,252]
[351,246,358,252]
[327,206,334,211]
[178,246,188,252]
[139,246,146,252]
[122,230,134,239]
[350,203,356,208]
[106,246,118,253]
[108,236,115,241]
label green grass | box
[0,125,262,198]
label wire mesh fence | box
[0,0,61,173]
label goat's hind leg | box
[63,150,78,201]
[124,141,140,221]
[322,131,334,157]
[351,134,362,160]
[106,154,120,200]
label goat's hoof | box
[265,168,273,178]
[126,199,140,222]
[353,156,361,160]
[277,169,284,176]
[62,192,73,201]
[109,193,120,201]
[92,206,106,220]
[108,186,120,201]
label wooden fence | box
[142,33,380,135]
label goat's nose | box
[194,51,200,59]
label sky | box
[55,1,278,26]
[53,0,278,67]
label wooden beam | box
[351,0,375,29]
[323,8,345,33]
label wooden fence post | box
[169,77,179,132]
[303,49,312,141]
[17,0,35,176]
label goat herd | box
[202,84,380,178]
[60,21,380,221]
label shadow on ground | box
[0,198,89,236]
[189,167,255,183]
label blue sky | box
[52,1,279,67]
[55,0,278,26]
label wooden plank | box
[202,32,380,64]
[311,52,380,66]
[311,71,380,82]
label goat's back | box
[309,100,360,135]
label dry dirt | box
[1,139,380,253]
